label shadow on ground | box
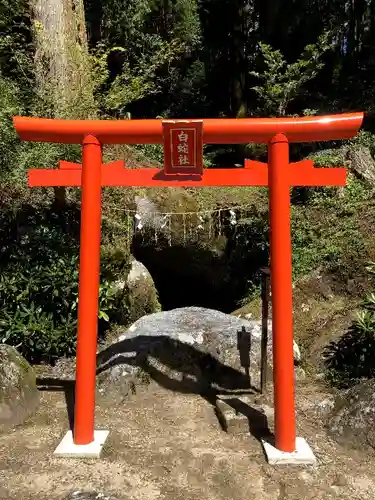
[36,378,75,430]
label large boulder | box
[97,307,300,394]
[0,345,39,429]
[114,257,161,324]
[326,379,375,450]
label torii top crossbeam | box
[14,112,363,144]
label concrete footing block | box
[262,437,317,466]
[54,430,109,458]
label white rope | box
[103,203,254,216]
[102,204,256,244]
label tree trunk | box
[30,0,96,206]
[230,0,247,118]
[53,187,67,208]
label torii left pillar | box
[74,136,105,449]
[56,136,109,457]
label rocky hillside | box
[1,140,374,378]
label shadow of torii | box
[95,333,273,441]
[37,329,270,440]
[96,333,257,395]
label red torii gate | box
[13,112,363,462]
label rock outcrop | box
[326,379,375,450]
[0,345,39,429]
[347,146,375,188]
[97,306,300,395]
[131,194,269,313]
[114,257,161,324]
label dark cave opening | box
[131,216,269,313]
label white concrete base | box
[54,430,109,458]
[262,437,317,466]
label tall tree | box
[29,0,97,205]
[30,0,96,119]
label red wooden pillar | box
[268,134,296,452]
[73,135,103,445]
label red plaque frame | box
[162,120,203,175]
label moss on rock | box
[114,258,161,325]
[126,259,161,323]
[0,345,39,430]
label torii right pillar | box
[260,133,348,464]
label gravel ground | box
[0,380,374,500]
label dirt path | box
[0,382,375,500]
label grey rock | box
[316,396,336,419]
[64,493,119,500]
[127,258,152,283]
[347,145,375,188]
[326,379,375,449]
[97,307,300,393]
[113,257,152,292]
[49,357,76,380]
[0,345,39,429]
[295,367,306,380]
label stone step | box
[215,394,274,437]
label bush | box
[324,310,375,388]
[324,262,375,388]
[291,174,369,279]
[0,202,128,363]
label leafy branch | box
[92,38,187,114]
[250,32,332,116]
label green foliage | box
[133,143,164,164]
[101,0,152,42]
[324,262,375,388]
[0,0,34,94]
[308,148,345,167]
[0,70,82,183]
[291,213,363,278]
[89,0,201,117]
[0,264,79,363]
[96,40,185,113]
[0,204,127,363]
[0,77,24,177]
[348,130,375,157]
[251,32,332,116]
[291,174,368,279]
